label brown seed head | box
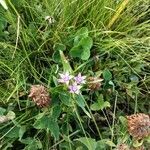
[127,113,150,140]
[87,77,103,91]
[29,85,50,107]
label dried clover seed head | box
[87,77,103,91]
[127,113,150,140]
[117,143,129,150]
[29,85,50,107]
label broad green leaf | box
[80,37,93,60]
[97,100,110,110]
[90,103,100,111]
[74,27,89,45]
[34,116,49,129]
[53,43,66,51]
[19,126,26,140]
[96,140,107,149]
[52,105,61,119]
[69,45,83,58]
[21,137,35,144]
[103,69,112,81]
[104,139,116,147]
[52,45,63,62]
[96,139,116,149]
[59,92,72,106]
[76,137,97,150]
[78,37,93,49]
[0,17,7,31]
[52,50,61,63]
[81,107,91,118]
[97,94,110,110]
[21,138,42,150]
[98,139,116,147]
[48,119,59,140]
[34,116,59,140]
[90,95,110,111]
[70,37,93,60]
[75,94,85,108]
[35,112,45,120]
[71,34,93,60]
[0,107,6,115]
[75,95,91,118]
[60,50,72,72]
[6,126,20,138]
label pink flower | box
[58,72,73,85]
[74,73,86,84]
[69,83,81,94]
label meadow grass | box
[0,0,150,149]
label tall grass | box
[0,0,149,149]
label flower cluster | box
[58,72,86,94]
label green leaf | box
[21,137,35,144]
[59,51,72,72]
[0,17,7,31]
[80,37,93,60]
[75,94,85,108]
[52,50,61,63]
[6,126,20,138]
[48,119,59,140]
[75,95,91,118]
[59,92,72,106]
[90,103,100,111]
[34,116,49,129]
[52,105,61,119]
[19,126,26,140]
[81,107,91,118]
[21,138,42,150]
[97,100,110,110]
[74,27,89,45]
[97,139,116,148]
[69,45,83,58]
[90,95,110,111]
[104,139,116,147]
[53,43,66,51]
[70,37,93,60]
[35,112,45,120]
[96,140,107,149]
[34,116,59,140]
[0,107,6,115]
[76,137,97,150]
[103,69,112,81]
